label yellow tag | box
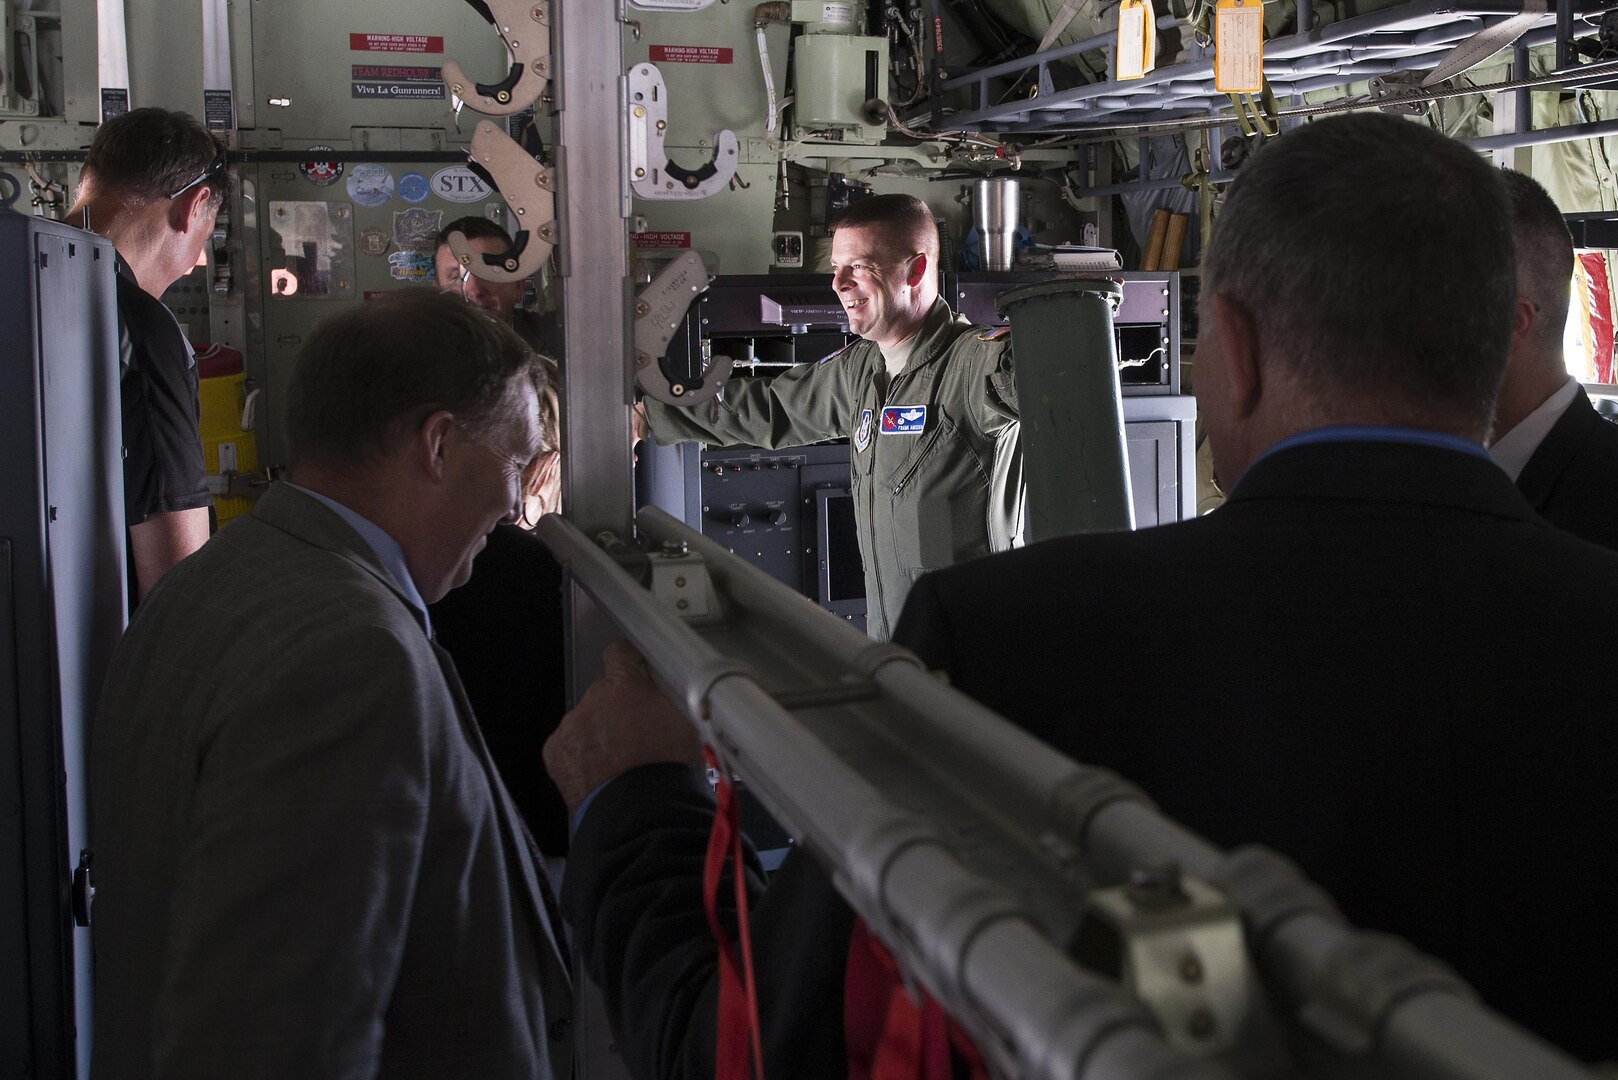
[1141,0,1157,74]
[1116,0,1147,81]
[1214,0,1263,93]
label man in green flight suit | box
[640,194,1022,639]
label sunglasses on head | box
[167,149,227,200]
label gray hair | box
[285,289,542,470]
[1202,114,1516,424]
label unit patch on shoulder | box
[976,325,1011,341]
[854,408,873,452]
[881,405,927,435]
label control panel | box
[638,441,866,630]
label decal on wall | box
[648,45,734,64]
[352,65,445,100]
[431,165,492,203]
[632,232,692,248]
[350,33,444,54]
[393,207,443,252]
[388,250,434,282]
[397,172,430,203]
[357,228,391,256]
[346,164,396,208]
[299,146,344,187]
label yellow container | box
[195,344,258,526]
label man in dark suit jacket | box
[91,291,572,1079]
[1488,168,1618,551]
[546,115,1618,1071]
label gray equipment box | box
[0,212,124,1080]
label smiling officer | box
[640,194,1024,639]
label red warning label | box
[350,33,444,54]
[632,232,693,249]
[648,45,734,64]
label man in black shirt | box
[68,108,224,603]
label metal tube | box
[555,0,634,700]
[927,0,946,128]
[951,11,1185,85]
[940,0,1565,129]
[1297,0,1315,34]
[541,509,1245,1080]
[1464,117,1618,150]
[999,279,1135,539]
[1080,800,1600,1080]
[1071,172,1234,199]
[1515,42,1532,133]
[1558,0,1575,70]
[633,507,914,680]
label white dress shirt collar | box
[1489,375,1579,481]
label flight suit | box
[642,298,1022,639]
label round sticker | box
[357,227,391,257]
[346,164,395,208]
[431,164,493,204]
[397,171,430,204]
[299,145,344,187]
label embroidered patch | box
[976,325,1011,341]
[880,405,927,435]
[853,408,873,451]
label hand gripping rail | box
[539,507,1603,1080]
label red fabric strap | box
[844,919,990,1080]
[702,748,767,1080]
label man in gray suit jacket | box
[90,289,572,1079]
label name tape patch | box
[881,405,927,435]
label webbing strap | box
[1423,0,1549,87]
[201,0,234,133]
[845,920,990,1080]
[1039,0,1097,53]
[96,0,131,119]
[703,747,767,1080]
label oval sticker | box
[431,164,492,203]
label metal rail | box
[539,507,1231,1080]
[930,0,1617,132]
[539,506,1604,1080]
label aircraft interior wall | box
[2,1,1617,1078]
